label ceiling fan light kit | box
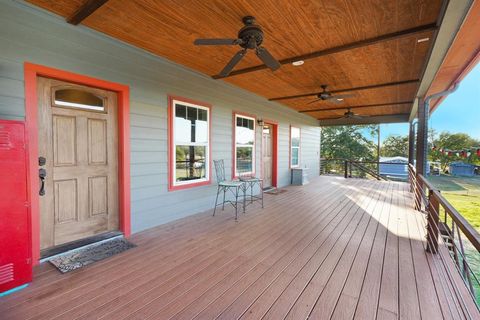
[194,16,280,77]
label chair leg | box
[243,183,246,213]
[213,185,221,216]
[261,181,264,209]
[250,182,254,204]
[235,186,239,221]
[222,188,226,210]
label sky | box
[377,62,480,143]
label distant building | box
[379,157,430,179]
[449,162,475,177]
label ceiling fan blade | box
[256,47,281,71]
[307,98,322,105]
[219,49,247,77]
[194,38,241,46]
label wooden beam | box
[213,23,437,79]
[66,0,109,25]
[299,101,414,113]
[318,113,410,126]
[269,79,419,102]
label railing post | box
[344,160,348,178]
[426,189,440,254]
[414,174,422,211]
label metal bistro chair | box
[213,160,245,220]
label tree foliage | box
[381,135,409,158]
[430,131,480,170]
[321,125,377,160]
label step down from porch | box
[47,237,136,273]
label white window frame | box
[172,99,210,187]
[234,114,256,177]
[290,126,301,168]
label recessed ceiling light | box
[417,37,430,43]
[292,60,304,66]
[337,98,344,101]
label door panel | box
[38,77,119,249]
[262,125,273,188]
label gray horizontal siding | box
[0,0,320,233]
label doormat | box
[49,238,136,273]
[265,188,287,195]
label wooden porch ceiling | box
[27,0,444,122]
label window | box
[53,88,105,112]
[169,97,211,190]
[234,114,255,177]
[290,126,300,167]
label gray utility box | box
[291,168,309,185]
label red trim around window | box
[24,62,131,265]
[168,95,212,191]
[289,125,301,169]
[262,119,278,187]
[232,111,257,179]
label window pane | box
[236,146,253,173]
[291,147,299,166]
[236,116,254,146]
[198,109,207,121]
[54,89,104,111]
[195,118,208,143]
[175,145,206,182]
[291,127,300,147]
[175,105,186,119]
[248,119,254,130]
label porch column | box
[415,98,428,176]
[408,121,415,165]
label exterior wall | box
[0,1,321,233]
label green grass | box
[428,175,480,232]
[427,174,480,304]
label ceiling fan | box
[308,85,356,104]
[329,108,368,120]
[194,16,281,77]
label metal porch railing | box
[409,164,480,311]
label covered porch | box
[1,176,477,319]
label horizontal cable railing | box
[409,164,480,311]
[320,158,409,181]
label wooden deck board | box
[0,176,478,320]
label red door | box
[0,120,32,294]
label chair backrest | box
[213,160,226,183]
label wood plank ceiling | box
[27,0,444,122]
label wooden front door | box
[37,77,119,250]
[262,124,273,188]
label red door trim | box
[262,120,278,188]
[24,62,131,265]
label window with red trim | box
[234,114,255,177]
[290,126,301,167]
[170,98,210,189]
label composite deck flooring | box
[1,176,479,319]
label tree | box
[430,131,480,171]
[381,135,409,158]
[321,125,377,161]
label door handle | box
[39,168,46,196]
[39,156,46,196]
